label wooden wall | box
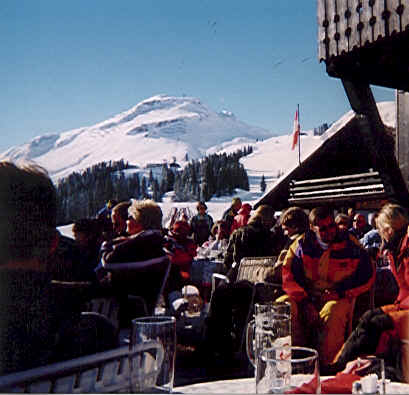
[318,0,409,61]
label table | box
[174,376,409,393]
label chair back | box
[103,255,171,315]
[85,297,120,332]
[0,341,163,393]
[236,256,279,285]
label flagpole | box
[297,103,301,165]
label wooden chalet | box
[255,113,407,211]
[256,0,409,211]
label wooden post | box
[396,91,409,190]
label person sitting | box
[0,161,118,375]
[335,213,350,233]
[329,203,409,381]
[222,197,242,235]
[99,199,183,326]
[231,203,252,233]
[273,207,309,287]
[360,212,382,250]
[47,231,84,282]
[72,218,103,283]
[196,220,229,260]
[224,204,277,282]
[347,207,356,228]
[201,205,280,365]
[96,199,118,240]
[277,205,374,369]
[164,220,197,283]
[350,213,373,240]
[111,200,131,238]
[190,201,214,247]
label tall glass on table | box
[256,346,320,394]
[246,302,292,369]
[129,316,176,393]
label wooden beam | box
[291,184,385,198]
[290,179,383,193]
[290,170,380,185]
[289,190,389,205]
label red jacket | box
[165,236,197,280]
[231,204,252,233]
[384,227,409,309]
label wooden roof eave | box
[254,116,360,210]
[254,114,408,210]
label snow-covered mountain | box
[52,100,396,238]
[0,94,274,180]
[0,95,395,197]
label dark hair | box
[309,206,334,226]
[112,201,131,220]
[0,161,57,263]
[72,218,102,237]
[280,206,308,233]
[197,201,207,210]
[211,220,229,238]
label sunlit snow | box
[50,99,396,238]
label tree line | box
[56,147,253,225]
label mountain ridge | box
[0,94,273,180]
[0,98,396,188]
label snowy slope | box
[240,101,396,193]
[1,96,395,190]
[57,101,396,238]
[0,95,273,180]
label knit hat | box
[172,220,191,237]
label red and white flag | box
[291,109,300,150]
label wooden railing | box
[288,170,392,206]
[318,0,409,61]
[0,341,163,393]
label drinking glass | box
[130,316,176,393]
[256,346,320,394]
[254,301,291,318]
[351,356,386,395]
[246,302,291,367]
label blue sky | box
[0,0,394,153]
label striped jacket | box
[282,230,375,303]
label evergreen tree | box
[141,176,148,198]
[152,179,161,202]
[260,174,267,193]
[148,169,154,186]
[160,164,169,193]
